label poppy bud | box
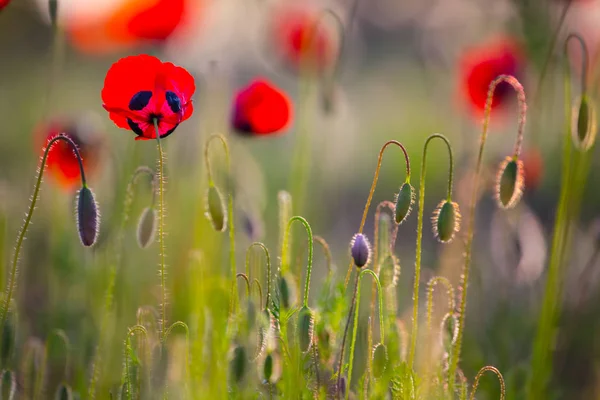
[76,186,99,247]
[297,306,314,353]
[278,273,297,309]
[379,255,400,288]
[496,156,524,209]
[136,207,157,249]
[229,344,248,384]
[262,351,281,384]
[394,182,415,225]
[371,343,388,379]
[432,200,461,243]
[54,383,73,400]
[572,95,597,151]
[350,233,371,268]
[205,186,226,232]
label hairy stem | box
[154,121,168,340]
[469,366,505,400]
[280,216,314,308]
[245,242,271,308]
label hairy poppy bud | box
[573,95,597,151]
[278,273,297,309]
[262,351,281,384]
[496,156,524,209]
[136,207,157,249]
[394,182,415,225]
[350,233,371,268]
[229,344,247,384]
[54,383,73,400]
[372,343,388,379]
[297,306,314,353]
[76,186,99,247]
[205,186,226,232]
[432,200,461,243]
[379,254,400,288]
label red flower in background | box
[0,0,11,12]
[231,79,292,136]
[67,0,196,54]
[36,118,102,190]
[271,5,336,73]
[460,38,523,112]
[102,55,195,140]
[522,148,544,191]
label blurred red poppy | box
[231,78,292,136]
[271,5,336,73]
[522,148,544,191]
[36,118,102,190]
[0,0,10,11]
[460,38,523,113]
[66,0,198,54]
[102,54,195,140]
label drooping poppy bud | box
[136,207,157,249]
[371,343,388,379]
[205,186,226,232]
[572,95,597,151]
[229,344,248,384]
[432,200,461,243]
[76,186,99,247]
[350,233,371,268]
[297,306,314,353]
[379,254,400,288]
[496,156,524,209]
[394,182,415,225]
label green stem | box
[245,242,271,307]
[277,191,293,276]
[469,366,506,400]
[347,269,384,400]
[336,274,359,398]
[154,120,168,340]
[409,133,454,369]
[344,140,411,288]
[236,273,250,299]
[1,135,86,340]
[123,325,148,400]
[280,217,313,308]
[204,135,236,314]
[450,75,527,394]
[252,279,263,310]
[564,33,589,95]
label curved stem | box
[245,242,271,307]
[564,33,589,95]
[280,216,314,308]
[1,134,86,339]
[236,273,251,299]
[252,279,263,310]
[277,191,293,276]
[425,276,455,334]
[469,366,506,400]
[163,321,190,396]
[347,269,384,400]
[154,121,168,341]
[123,325,148,400]
[409,133,454,368]
[204,135,236,315]
[449,75,527,393]
[336,274,359,398]
[344,140,411,287]
[313,236,333,277]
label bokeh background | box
[1,0,600,398]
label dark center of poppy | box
[166,91,181,113]
[129,91,153,110]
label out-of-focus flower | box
[269,4,337,74]
[231,78,292,136]
[102,54,195,140]
[37,0,203,54]
[0,0,11,12]
[460,37,523,113]
[35,116,103,190]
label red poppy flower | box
[0,0,10,12]
[231,78,292,136]
[460,38,523,112]
[35,118,102,190]
[102,54,195,140]
[66,0,197,54]
[271,5,336,73]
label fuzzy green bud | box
[55,383,73,400]
[76,186,99,247]
[262,351,281,384]
[432,200,461,243]
[496,156,524,209]
[394,182,415,225]
[372,343,388,379]
[229,344,247,384]
[136,207,157,249]
[278,273,297,309]
[205,185,226,232]
[573,95,597,151]
[297,306,314,353]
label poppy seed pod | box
[496,156,524,209]
[572,95,597,151]
[379,254,400,288]
[432,200,461,243]
[350,233,371,268]
[229,344,248,384]
[372,343,388,379]
[205,185,226,232]
[394,182,415,225]
[76,186,99,247]
[297,306,314,353]
[136,207,157,249]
